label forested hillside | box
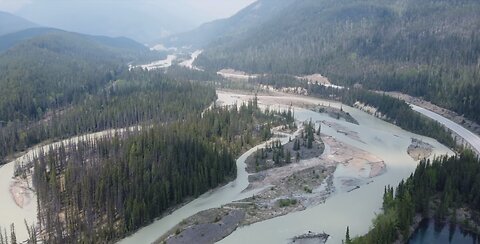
[0,69,215,164]
[25,100,291,243]
[161,0,295,48]
[0,30,170,164]
[350,151,480,243]
[0,30,159,123]
[191,0,480,124]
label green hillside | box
[162,0,295,48]
[0,29,158,123]
[191,0,480,123]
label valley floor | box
[156,129,386,244]
[0,89,465,244]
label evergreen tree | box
[345,226,351,244]
[9,224,15,244]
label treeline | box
[0,70,216,164]
[251,75,455,148]
[28,100,292,243]
[0,222,36,244]
[339,89,456,149]
[0,30,172,164]
[351,151,480,243]
[0,30,148,123]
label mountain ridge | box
[0,11,37,36]
[161,0,295,48]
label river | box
[119,92,453,244]
[411,104,480,155]
[409,219,479,244]
[0,92,458,243]
[0,126,139,242]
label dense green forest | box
[0,69,216,164]
[22,100,291,243]
[161,0,295,48]
[0,30,173,166]
[350,150,480,243]
[0,30,163,123]
[192,0,480,124]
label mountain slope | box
[162,0,295,48]
[0,11,37,36]
[16,1,196,43]
[0,27,151,54]
[193,0,480,124]
[0,29,156,123]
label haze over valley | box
[0,0,479,244]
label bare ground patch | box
[407,138,434,161]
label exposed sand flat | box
[9,175,34,208]
[122,90,453,244]
[321,120,362,142]
[150,44,177,52]
[217,69,259,80]
[294,74,344,89]
[130,55,177,70]
[295,73,331,85]
[158,129,387,244]
[217,90,344,111]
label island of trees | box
[12,98,293,243]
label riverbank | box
[9,174,34,208]
[0,125,145,242]
[119,89,453,244]
[382,91,480,138]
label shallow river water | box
[0,92,453,243]
[119,92,452,244]
[408,219,479,244]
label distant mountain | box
[16,1,197,44]
[161,0,295,48]
[190,0,480,124]
[0,11,37,36]
[0,28,59,52]
[0,27,153,56]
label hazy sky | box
[0,0,257,42]
[0,0,257,22]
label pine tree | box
[0,227,4,244]
[286,150,292,164]
[10,224,16,244]
[345,226,351,244]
